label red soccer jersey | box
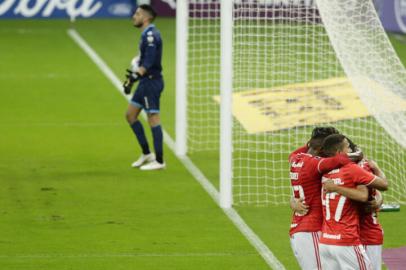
[358,160,383,245]
[320,163,376,246]
[289,146,351,236]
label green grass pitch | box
[0,18,405,269]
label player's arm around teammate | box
[361,189,384,270]
[289,127,349,270]
[322,181,369,202]
[318,134,389,270]
[346,137,386,270]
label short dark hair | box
[321,134,346,157]
[308,126,340,150]
[138,4,157,21]
[311,126,340,140]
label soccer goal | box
[176,0,406,208]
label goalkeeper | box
[123,4,165,170]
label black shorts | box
[131,77,164,113]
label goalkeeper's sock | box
[130,121,150,155]
[151,125,164,164]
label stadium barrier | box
[0,0,136,19]
[375,0,406,33]
[2,0,406,35]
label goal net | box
[187,2,221,152]
[183,0,406,205]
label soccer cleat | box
[140,160,166,171]
[131,153,155,168]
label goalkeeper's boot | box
[140,160,166,171]
[131,153,155,168]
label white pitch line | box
[67,28,285,270]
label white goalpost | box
[219,0,233,208]
[176,0,406,208]
[175,0,188,157]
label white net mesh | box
[187,2,221,152]
[232,2,338,205]
[186,0,406,205]
[318,0,406,147]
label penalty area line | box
[67,28,285,270]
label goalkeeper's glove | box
[123,69,141,95]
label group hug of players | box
[289,127,388,270]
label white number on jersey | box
[323,192,347,222]
[293,185,305,200]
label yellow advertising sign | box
[213,77,406,134]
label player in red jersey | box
[319,134,388,270]
[359,186,383,270]
[289,127,354,270]
[314,137,384,269]
[324,137,385,269]
[345,139,384,270]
